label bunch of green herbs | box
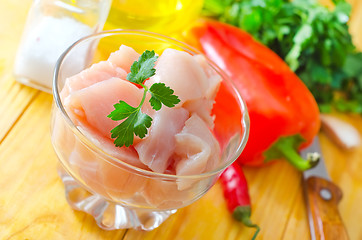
[203,0,362,113]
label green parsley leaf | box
[149,83,181,110]
[110,108,153,147]
[108,50,180,147]
[110,112,137,147]
[133,111,152,138]
[107,101,138,121]
[127,50,158,84]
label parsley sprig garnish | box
[107,50,180,147]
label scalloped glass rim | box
[52,29,250,180]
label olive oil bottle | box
[104,0,203,34]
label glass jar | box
[14,0,111,93]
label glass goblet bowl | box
[50,30,250,231]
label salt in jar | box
[14,0,111,92]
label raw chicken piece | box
[193,54,222,100]
[77,122,148,169]
[174,134,211,174]
[69,121,149,199]
[134,107,189,173]
[174,114,221,176]
[183,98,215,128]
[146,48,209,105]
[69,139,107,197]
[100,159,148,200]
[69,134,146,201]
[108,45,140,71]
[142,179,189,209]
[64,77,143,139]
[63,60,127,95]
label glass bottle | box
[104,0,204,35]
[14,0,111,93]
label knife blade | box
[300,136,349,240]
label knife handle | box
[305,176,349,240]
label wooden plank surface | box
[0,0,39,142]
[0,1,361,240]
[0,92,127,239]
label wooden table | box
[0,1,361,239]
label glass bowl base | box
[57,165,176,231]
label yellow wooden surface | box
[0,1,361,240]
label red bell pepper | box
[183,20,320,170]
[220,163,260,240]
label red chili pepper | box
[220,164,260,240]
[183,20,320,170]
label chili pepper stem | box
[233,206,260,240]
[276,144,319,171]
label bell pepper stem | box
[276,143,319,171]
[264,135,320,171]
[233,206,260,240]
